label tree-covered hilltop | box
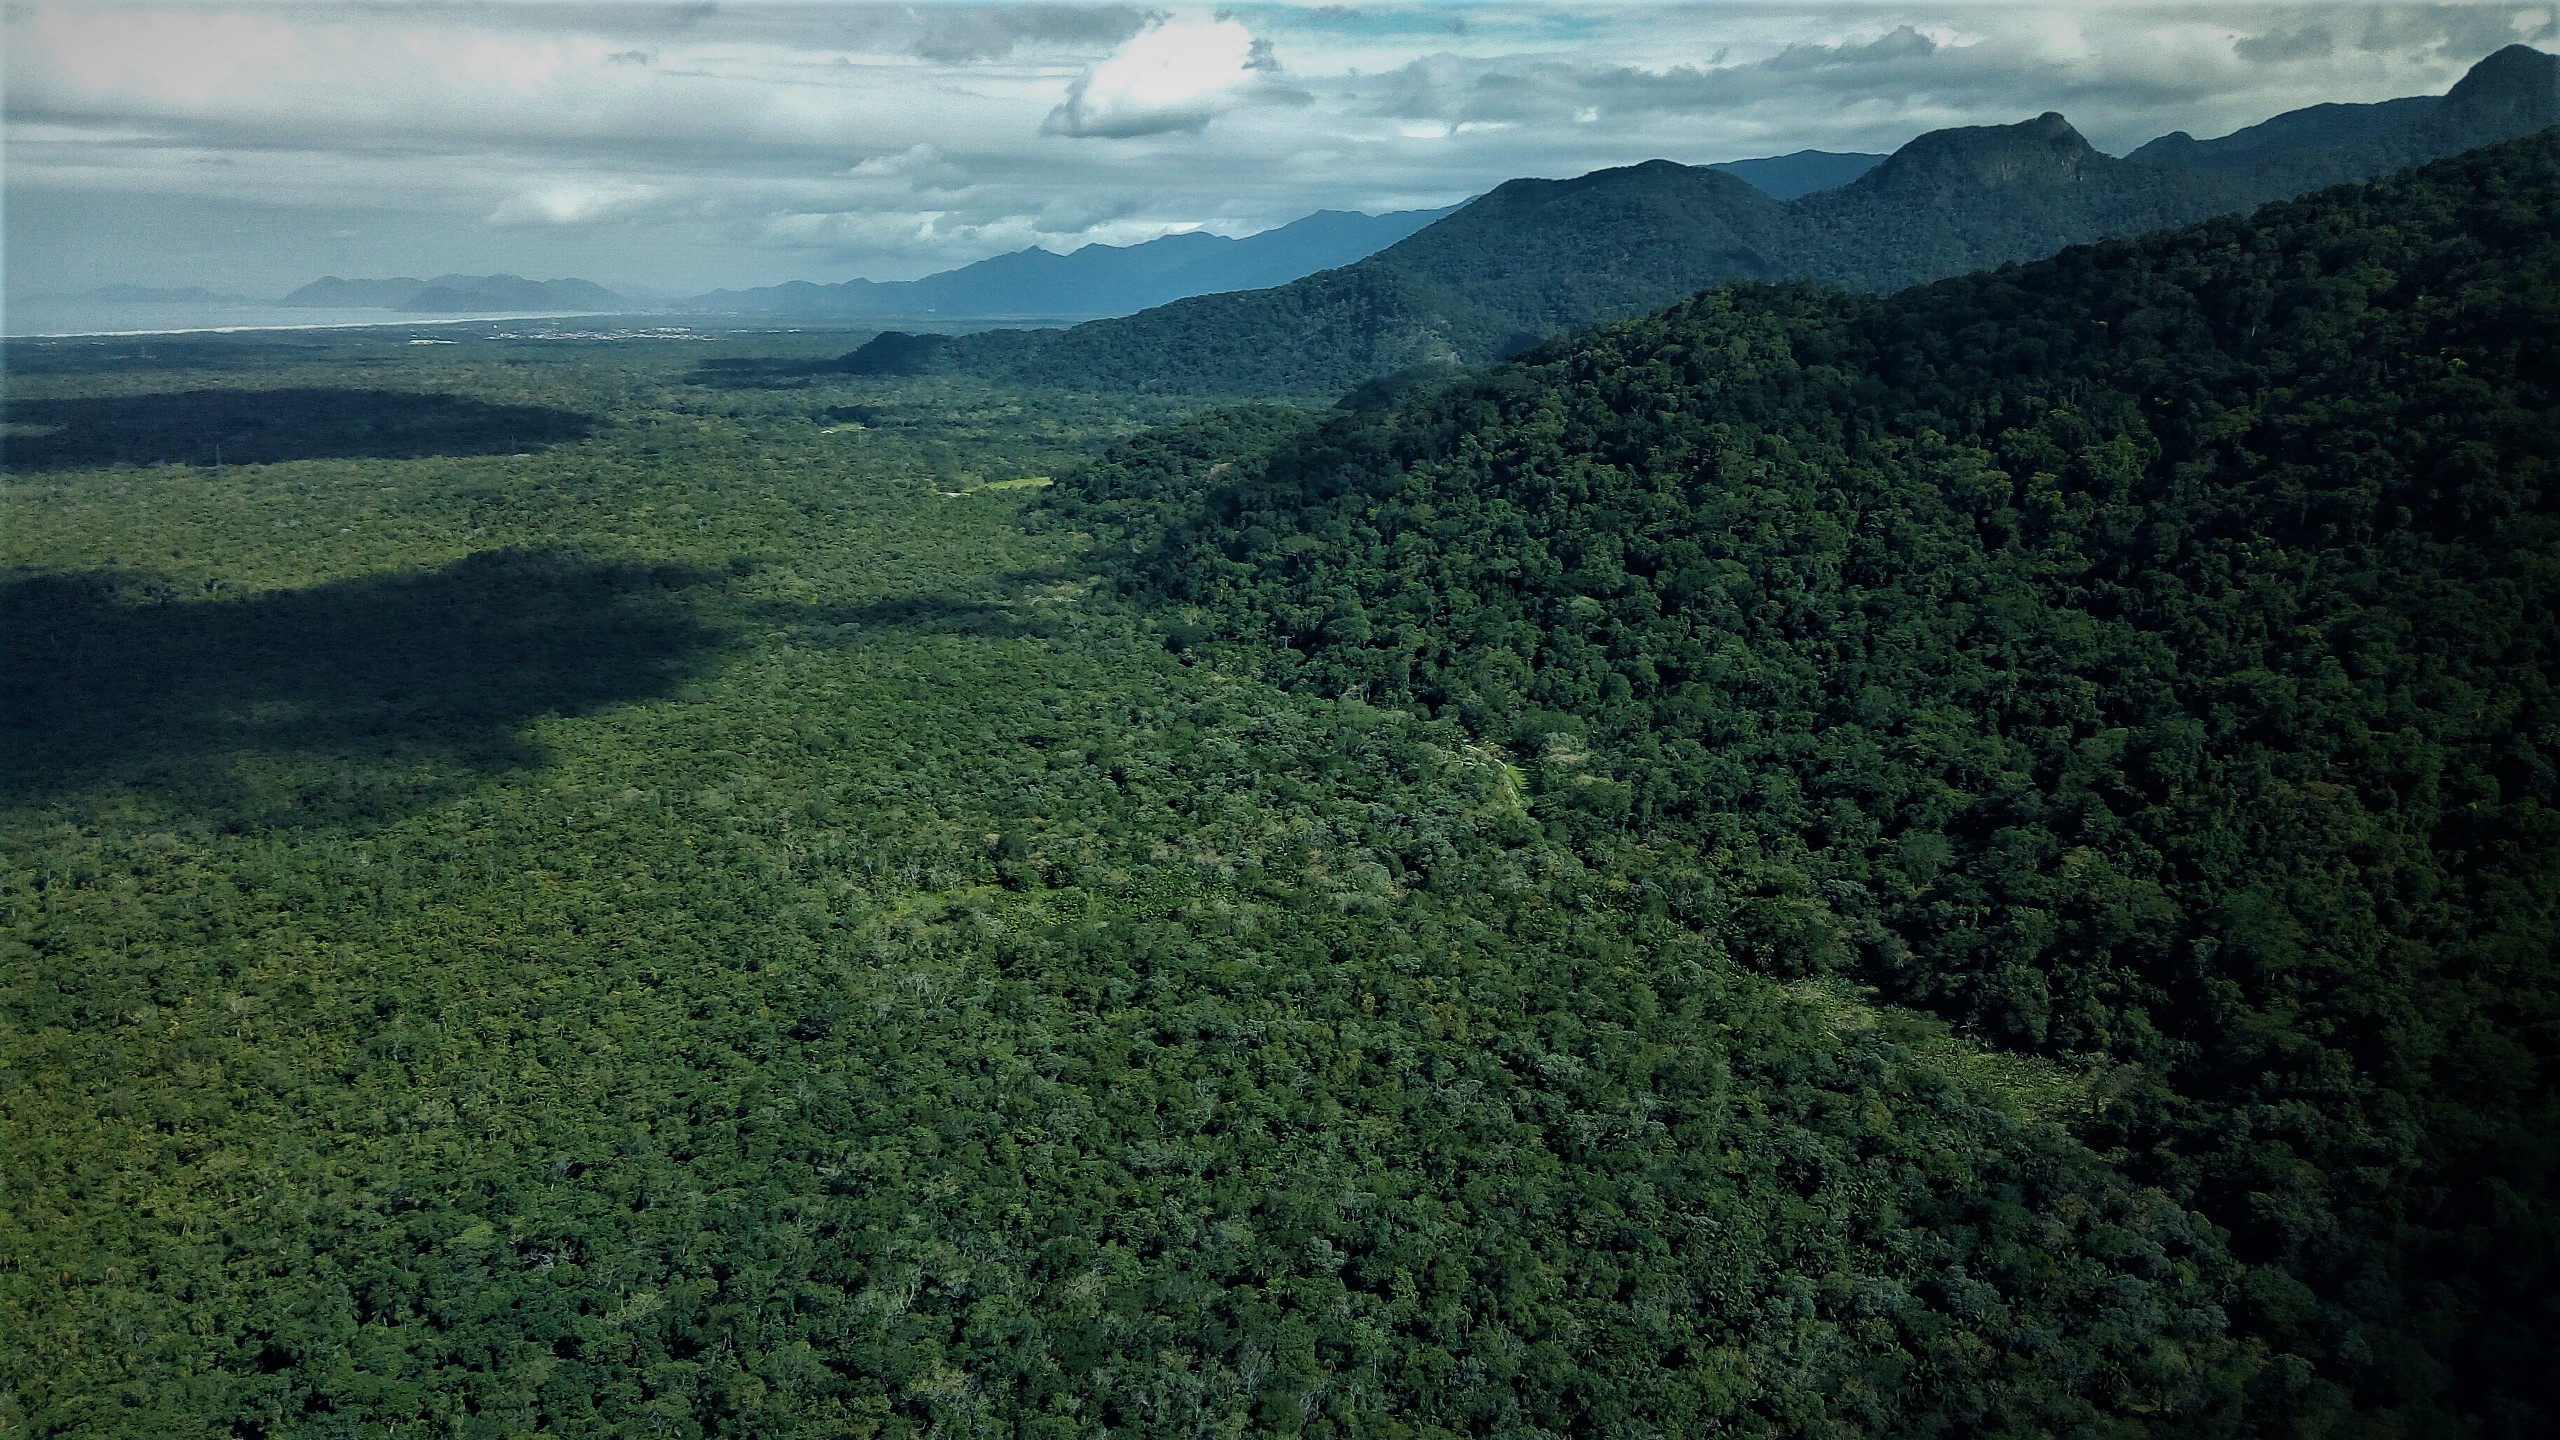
[903,45,2558,398]
[1046,131,2560,1433]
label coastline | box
[0,304,639,341]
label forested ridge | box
[890,44,2557,398]
[1045,131,2560,1434]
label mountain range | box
[846,43,2557,397]
[247,152,1905,331]
[685,205,1459,320]
[678,157,1892,322]
[277,274,627,312]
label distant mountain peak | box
[2445,43,2558,116]
[1858,111,2101,191]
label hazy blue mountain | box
[686,205,1458,319]
[277,277,429,307]
[880,44,2555,397]
[278,274,625,311]
[1706,149,1885,198]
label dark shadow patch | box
[681,332,957,389]
[1,388,600,472]
[0,335,348,377]
[1,550,725,826]
[823,331,952,377]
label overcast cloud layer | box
[6,2,2555,299]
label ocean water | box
[3,297,624,339]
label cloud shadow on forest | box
[1,550,726,826]
[2,387,600,472]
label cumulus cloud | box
[847,143,971,193]
[1043,15,1305,138]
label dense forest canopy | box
[3,92,2556,1440]
[0,327,2244,1434]
[1046,129,2560,1435]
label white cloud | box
[847,143,970,192]
[486,181,662,227]
[1043,15,1300,138]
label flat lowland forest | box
[4,133,2555,1440]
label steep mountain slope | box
[1360,160,1794,334]
[1047,131,2560,1434]
[686,205,1457,320]
[901,45,2555,397]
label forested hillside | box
[1045,130,2560,1434]
[900,45,2557,397]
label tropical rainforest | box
[4,113,2557,1440]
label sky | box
[6,1,2555,300]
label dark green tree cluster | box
[1046,132,2560,1434]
